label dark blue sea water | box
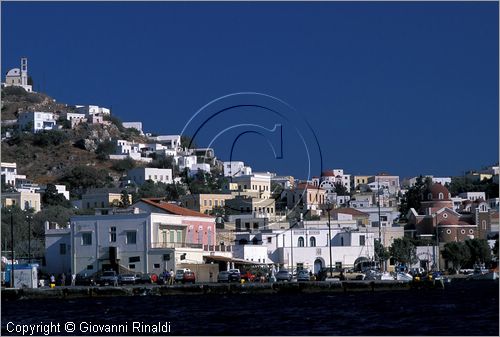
[1,280,498,336]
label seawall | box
[1,280,420,300]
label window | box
[267,237,272,243]
[460,229,466,234]
[177,231,182,242]
[86,265,93,270]
[469,229,474,234]
[253,222,259,229]
[442,213,448,219]
[198,226,203,243]
[438,193,444,200]
[129,256,140,263]
[129,264,136,269]
[126,231,137,244]
[298,237,305,247]
[482,220,487,230]
[154,263,160,268]
[310,237,316,247]
[360,235,366,246]
[82,233,92,246]
[204,200,207,206]
[59,244,66,255]
[446,229,452,234]
[110,227,116,242]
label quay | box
[2,280,437,300]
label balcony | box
[151,242,203,249]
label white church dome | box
[6,68,20,77]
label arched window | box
[252,237,259,245]
[438,193,444,200]
[298,237,305,247]
[310,237,316,247]
[428,193,432,200]
[482,220,487,230]
[207,227,212,246]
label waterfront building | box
[45,199,216,276]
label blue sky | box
[2,1,498,180]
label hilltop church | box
[3,57,33,92]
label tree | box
[33,130,67,147]
[465,239,491,265]
[399,176,432,221]
[95,140,117,160]
[375,240,390,262]
[180,135,196,149]
[60,166,113,197]
[442,241,471,274]
[120,190,131,208]
[111,158,136,173]
[42,183,71,207]
[389,237,418,266]
[333,182,348,196]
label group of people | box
[48,273,76,287]
[161,269,175,285]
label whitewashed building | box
[18,111,57,133]
[127,167,173,185]
[1,162,26,186]
[458,192,486,201]
[45,200,216,276]
[75,105,111,116]
[223,161,252,177]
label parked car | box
[175,270,187,283]
[217,271,230,283]
[136,273,154,284]
[75,274,96,286]
[297,270,310,282]
[118,273,138,285]
[183,271,196,284]
[228,269,241,282]
[276,270,292,282]
[97,271,118,286]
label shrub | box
[33,130,67,147]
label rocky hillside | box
[1,87,149,187]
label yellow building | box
[2,191,41,212]
[180,193,234,214]
[80,191,132,209]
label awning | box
[203,255,268,265]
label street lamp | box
[325,200,333,277]
[8,208,15,288]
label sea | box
[1,280,498,336]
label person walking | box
[71,273,76,286]
[50,274,56,288]
[169,269,174,285]
[60,273,66,286]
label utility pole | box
[27,214,32,264]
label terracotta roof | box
[321,171,335,177]
[329,207,369,217]
[296,182,319,190]
[427,183,451,201]
[139,198,213,218]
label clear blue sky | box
[2,1,498,180]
